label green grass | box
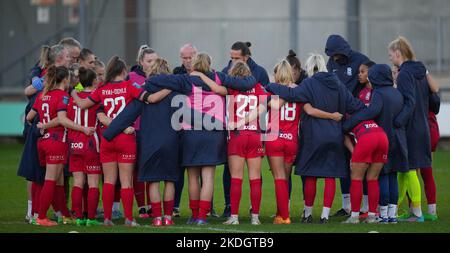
[0,143,449,233]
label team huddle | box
[17,34,440,227]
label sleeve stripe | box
[88,96,98,103]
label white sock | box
[412,206,422,217]
[304,206,313,217]
[231,214,238,219]
[361,195,369,213]
[342,194,351,211]
[55,211,62,218]
[163,215,171,220]
[351,212,359,218]
[380,205,388,218]
[27,200,32,217]
[368,212,376,217]
[428,204,436,215]
[321,207,330,219]
[113,202,120,211]
[388,204,397,218]
[251,213,259,219]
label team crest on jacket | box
[346,67,352,76]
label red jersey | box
[88,80,143,122]
[268,94,302,141]
[352,87,382,139]
[227,83,268,132]
[67,90,100,145]
[32,89,69,142]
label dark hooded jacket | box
[343,64,408,173]
[325,35,369,97]
[266,72,364,178]
[395,60,431,169]
[222,57,269,87]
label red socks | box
[323,178,336,208]
[350,179,363,213]
[230,178,243,215]
[189,199,199,218]
[31,182,42,216]
[87,187,99,219]
[151,201,162,218]
[421,167,436,204]
[102,183,115,220]
[274,179,289,219]
[304,177,317,207]
[71,186,83,219]
[38,180,56,219]
[164,200,174,216]
[121,188,134,221]
[55,185,70,217]
[249,179,262,214]
[198,200,211,219]
[367,179,379,213]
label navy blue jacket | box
[173,65,188,75]
[395,61,431,169]
[343,64,408,173]
[103,82,181,182]
[325,35,369,97]
[266,72,364,178]
[222,57,269,87]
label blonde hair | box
[388,36,416,61]
[192,53,211,73]
[147,58,171,76]
[136,44,156,64]
[39,45,51,69]
[305,53,327,77]
[228,60,252,77]
[273,59,294,85]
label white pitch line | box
[160,225,273,233]
[0,221,272,233]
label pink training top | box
[182,73,226,130]
[128,71,147,131]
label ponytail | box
[231,41,252,57]
[388,36,416,61]
[104,56,127,86]
[43,65,69,96]
[136,45,156,64]
[274,59,294,85]
[286,49,302,71]
[304,53,327,77]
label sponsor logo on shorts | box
[279,132,293,140]
[86,165,101,171]
[49,155,65,161]
[71,142,84,149]
[257,148,264,154]
[121,154,136,160]
[383,154,388,160]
